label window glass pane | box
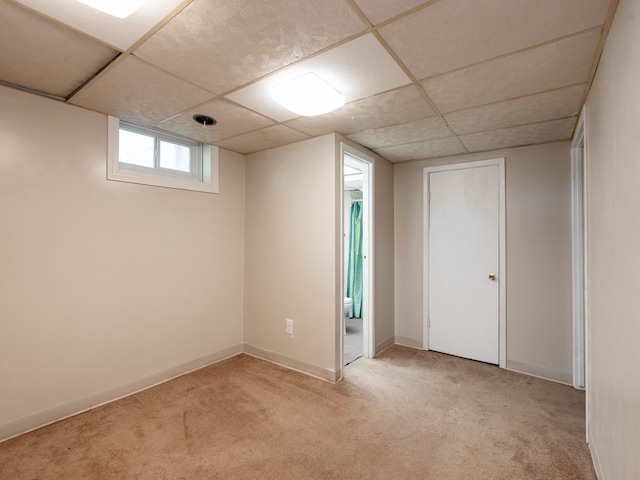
[119,130,154,168]
[159,141,191,173]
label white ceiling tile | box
[445,84,586,135]
[134,0,367,95]
[0,0,117,98]
[374,137,466,162]
[380,0,611,79]
[460,117,577,151]
[215,125,310,154]
[156,99,275,143]
[352,0,431,25]
[422,30,601,113]
[347,116,451,149]
[285,85,435,136]
[12,0,186,51]
[226,34,411,122]
[70,56,213,125]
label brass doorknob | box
[489,274,496,281]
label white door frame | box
[423,158,507,368]
[341,143,375,360]
[571,106,588,392]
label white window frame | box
[119,121,201,180]
[107,116,219,194]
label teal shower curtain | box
[346,200,363,318]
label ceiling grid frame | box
[0,0,619,161]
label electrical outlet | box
[285,318,294,336]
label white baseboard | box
[506,360,572,385]
[0,344,243,444]
[375,336,395,355]
[243,344,338,383]
[3,342,577,446]
[589,435,604,480]
[394,336,423,349]
[387,345,573,386]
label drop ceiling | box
[0,0,616,162]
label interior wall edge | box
[243,343,339,383]
[0,344,244,444]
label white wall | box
[394,142,573,383]
[584,0,640,477]
[0,86,246,441]
[243,134,394,379]
[243,135,339,380]
[369,144,396,353]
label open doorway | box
[342,144,374,366]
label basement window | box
[107,116,219,194]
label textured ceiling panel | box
[0,0,117,98]
[347,116,451,149]
[134,0,367,95]
[422,29,601,113]
[353,0,431,25]
[1,0,617,162]
[374,136,466,162]
[380,0,610,80]
[285,85,436,137]
[215,125,310,155]
[460,117,577,152]
[12,0,186,51]
[445,84,586,135]
[226,34,411,122]
[70,56,213,125]
[156,99,274,143]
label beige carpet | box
[0,345,596,479]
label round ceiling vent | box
[192,114,217,126]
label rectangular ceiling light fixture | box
[78,0,146,18]
[271,73,345,117]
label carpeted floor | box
[0,345,596,479]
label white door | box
[426,162,503,364]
